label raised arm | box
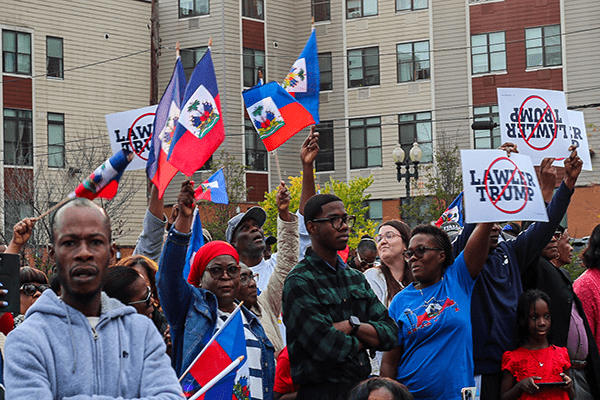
[299,126,319,216]
[133,183,168,263]
[463,223,494,279]
[6,218,35,254]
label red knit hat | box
[187,241,239,287]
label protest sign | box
[461,150,548,223]
[551,110,592,171]
[497,88,571,165]
[105,105,157,171]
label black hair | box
[378,220,413,303]
[516,289,552,346]
[103,266,144,305]
[347,377,414,400]
[410,224,454,269]
[583,223,600,270]
[20,266,48,285]
[304,193,343,229]
[116,255,159,306]
[50,198,111,245]
[357,238,377,254]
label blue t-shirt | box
[388,252,476,400]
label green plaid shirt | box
[282,247,398,386]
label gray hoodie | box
[4,290,183,400]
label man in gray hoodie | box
[4,198,183,399]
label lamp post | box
[393,141,423,204]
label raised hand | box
[564,146,583,190]
[276,181,291,222]
[301,125,320,166]
[6,218,35,254]
[498,142,518,157]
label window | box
[348,47,379,88]
[4,108,33,166]
[471,32,506,74]
[347,0,377,18]
[319,52,333,91]
[243,48,265,87]
[2,30,31,75]
[179,0,209,17]
[350,117,381,169]
[473,105,500,149]
[396,0,427,11]
[398,112,432,163]
[243,0,264,19]
[46,37,64,78]
[364,200,383,227]
[245,119,268,171]
[4,200,33,242]
[315,121,334,172]
[181,46,208,80]
[397,41,430,82]
[48,113,65,168]
[525,25,561,68]
[312,0,330,22]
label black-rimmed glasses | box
[128,286,152,308]
[206,265,241,280]
[357,252,375,268]
[312,215,356,229]
[20,283,50,296]
[403,247,443,259]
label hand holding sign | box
[498,142,519,157]
[564,146,583,190]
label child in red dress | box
[500,289,573,400]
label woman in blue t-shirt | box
[381,223,493,400]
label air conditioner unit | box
[351,11,362,18]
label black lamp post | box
[393,141,423,204]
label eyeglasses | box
[206,265,241,280]
[20,283,50,296]
[128,286,152,308]
[375,232,402,243]
[403,247,443,259]
[240,272,259,286]
[356,252,375,268]
[311,215,356,230]
[553,231,563,240]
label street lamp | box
[393,141,423,204]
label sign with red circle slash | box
[105,105,158,171]
[461,150,548,223]
[497,88,571,166]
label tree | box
[259,172,377,250]
[401,134,463,225]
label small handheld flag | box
[243,81,315,152]
[435,192,464,227]
[194,168,229,204]
[147,57,187,198]
[282,28,320,124]
[69,150,134,200]
[184,208,204,281]
[168,48,225,176]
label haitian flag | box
[168,48,225,176]
[282,28,320,124]
[69,150,133,200]
[243,81,315,152]
[435,192,464,227]
[183,208,204,281]
[181,304,247,399]
[147,57,186,199]
[194,168,229,204]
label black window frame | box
[347,46,380,88]
[312,0,331,22]
[243,48,266,87]
[3,108,33,166]
[471,31,506,75]
[473,105,500,149]
[396,40,430,83]
[315,120,334,172]
[242,0,264,20]
[525,25,562,68]
[349,116,382,169]
[346,0,378,19]
[48,112,65,168]
[319,52,333,91]
[244,119,268,171]
[46,36,64,79]
[2,30,31,75]
[396,0,428,11]
[181,46,208,80]
[398,111,433,164]
[179,0,209,18]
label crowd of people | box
[1,128,600,400]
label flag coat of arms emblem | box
[435,192,464,227]
[243,81,314,152]
[168,48,225,176]
[195,168,229,204]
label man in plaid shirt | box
[282,193,398,400]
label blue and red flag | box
[168,48,225,176]
[282,28,320,124]
[147,57,187,199]
[435,192,464,227]
[243,81,315,152]
[181,304,247,399]
[194,168,229,204]
[69,149,133,200]
[184,208,204,281]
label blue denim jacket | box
[157,228,275,400]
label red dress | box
[501,345,571,400]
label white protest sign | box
[461,150,548,223]
[497,88,571,165]
[105,105,157,171]
[551,110,592,171]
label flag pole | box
[32,198,70,222]
[188,355,245,400]
[176,41,180,58]
[272,150,283,183]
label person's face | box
[556,230,573,266]
[20,282,48,315]
[128,276,154,318]
[50,204,115,306]
[527,299,551,344]
[200,255,240,312]
[377,226,406,264]
[407,233,446,287]
[489,223,502,251]
[232,218,265,256]
[357,249,377,271]
[236,265,258,309]
[541,230,561,261]
[308,201,350,251]
[132,264,151,285]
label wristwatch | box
[349,316,361,336]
